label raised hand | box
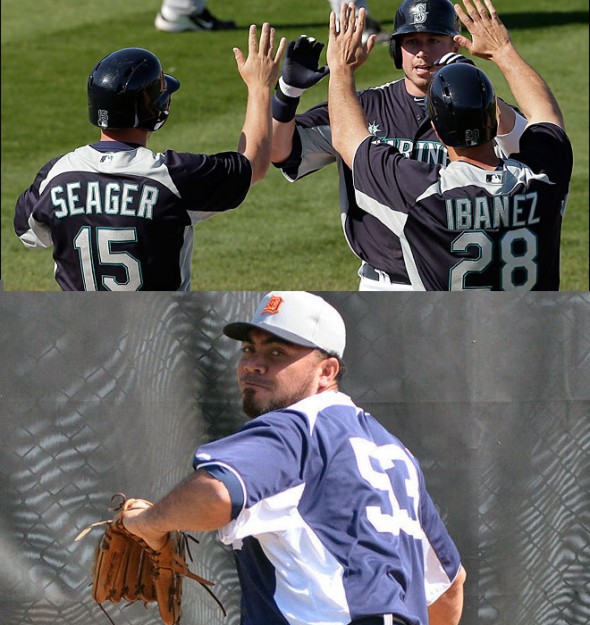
[327,3,376,75]
[234,23,286,90]
[281,35,330,92]
[453,0,512,61]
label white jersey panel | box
[220,484,350,625]
[39,145,182,197]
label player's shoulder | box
[280,392,359,434]
[359,78,405,99]
[515,122,573,176]
[522,121,571,145]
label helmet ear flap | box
[388,35,403,69]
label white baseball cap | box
[223,291,346,358]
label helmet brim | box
[165,74,180,94]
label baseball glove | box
[75,493,226,625]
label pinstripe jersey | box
[352,122,572,290]
[194,391,461,625]
[274,78,525,286]
[14,141,252,290]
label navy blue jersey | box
[274,79,524,285]
[352,122,572,290]
[14,141,252,290]
[194,391,461,625]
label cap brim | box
[223,322,318,350]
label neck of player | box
[448,143,501,170]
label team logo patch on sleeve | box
[263,295,284,315]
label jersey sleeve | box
[418,489,462,603]
[510,123,573,194]
[194,411,309,540]
[14,156,63,248]
[273,101,337,181]
[165,150,252,221]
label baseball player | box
[14,27,285,291]
[271,0,527,290]
[155,0,385,43]
[327,1,572,290]
[155,0,237,32]
[120,291,466,625]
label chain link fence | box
[0,292,588,625]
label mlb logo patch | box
[486,172,504,184]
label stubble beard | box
[241,374,319,419]
[242,389,286,419]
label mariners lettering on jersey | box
[374,136,449,165]
[51,181,159,219]
[445,191,540,230]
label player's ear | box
[317,355,340,389]
[451,37,461,54]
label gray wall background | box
[0,292,588,625]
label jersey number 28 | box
[450,227,538,290]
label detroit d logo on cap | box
[262,295,284,315]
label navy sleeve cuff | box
[202,464,245,520]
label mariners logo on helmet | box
[389,0,460,69]
[411,3,428,24]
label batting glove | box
[434,52,476,66]
[272,35,329,123]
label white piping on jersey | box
[362,78,404,92]
[416,158,554,203]
[39,145,182,197]
[178,225,193,291]
[196,459,248,512]
[351,183,427,290]
[219,483,351,625]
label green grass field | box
[1,0,588,290]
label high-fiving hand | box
[233,22,286,89]
[281,35,330,92]
[453,0,513,61]
[327,3,376,75]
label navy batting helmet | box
[389,0,461,69]
[427,63,497,147]
[88,48,180,131]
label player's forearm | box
[493,46,563,128]
[124,470,232,548]
[240,87,273,184]
[427,564,467,625]
[271,118,297,164]
[328,69,370,168]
